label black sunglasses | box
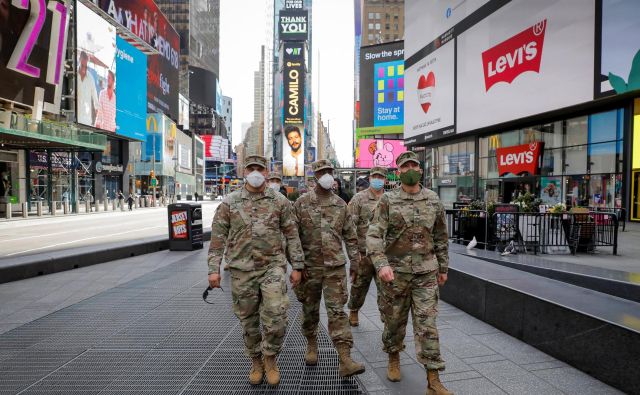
[202,286,224,304]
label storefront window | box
[541,148,563,176]
[565,116,588,146]
[589,109,622,144]
[589,142,617,174]
[564,145,587,175]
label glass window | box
[368,34,374,41]
[368,23,374,30]
[565,116,588,146]
[385,23,390,30]
[375,12,381,19]
[589,142,617,174]
[368,12,374,19]
[375,23,381,30]
[385,13,390,21]
[564,145,587,175]
[541,148,563,176]
[589,109,618,144]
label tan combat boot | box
[305,337,318,365]
[337,344,366,377]
[263,355,280,386]
[427,369,454,395]
[248,356,264,385]
[349,310,359,327]
[387,352,401,382]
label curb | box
[0,230,211,284]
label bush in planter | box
[511,192,542,213]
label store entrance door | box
[501,177,537,204]
[632,170,640,221]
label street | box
[0,201,220,258]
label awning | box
[0,118,107,151]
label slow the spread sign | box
[496,142,544,176]
[171,210,188,239]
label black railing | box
[445,209,619,255]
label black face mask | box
[202,286,224,304]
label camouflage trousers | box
[379,270,445,370]
[230,266,289,358]
[347,256,382,312]
[294,265,353,347]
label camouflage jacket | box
[207,186,305,274]
[294,189,361,269]
[347,188,383,254]
[366,187,448,274]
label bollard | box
[22,202,28,218]
[112,199,116,211]
[134,197,138,209]
[37,201,43,217]
[120,200,124,212]
[95,200,100,212]
[4,203,11,219]
[104,199,108,211]
[85,200,90,213]
[63,201,69,214]
[51,202,56,216]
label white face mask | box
[269,182,281,191]
[317,173,334,190]
[246,171,265,188]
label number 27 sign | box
[7,0,69,85]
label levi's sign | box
[496,142,544,176]
[482,20,547,91]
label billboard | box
[202,135,229,161]
[357,139,407,168]
[76,2,116,132]
[143,113,176,177]
[97,0,180,120]
[358,41,404,135]
[189,66,218,108]
[279,10,308,42]
[282,50,305,177]
[0,0,70,114]
[115,36,146,140]
[598,0,640,96]
[404,0,596,144]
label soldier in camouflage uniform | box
[366,151,453,395]
[347,166,387,327]
[293,159,366,377]
[208,155,305,387]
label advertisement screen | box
[283,124,305,177]
[359,41,404,135]
[404,41,455,143]
[278,10,308,42]
[456,0,595,134]
[202,135,229,161]
[76,2,116,132]
[143,113,176,177]
[97,0,180,121]
[115,36,146,140]
[598,0,640,96]
[189,66,218,108]
[357,139,407,168]
[0,0,69,114]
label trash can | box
[168,203,203,251]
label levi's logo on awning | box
[496,142,544,176]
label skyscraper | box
[359,0,404,45]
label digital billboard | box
[76,2,116,132]
[143,113,176,177]
[456,0,595,134]
[357,139,407,169]
[202,135,229,161]
[0,0,70,114]
[189,66,218,109]
[598,0,640,96]
[358,41,404,135]
[97,0,180,121]
[278,10,308,42]
[115,36,146,140]
[404,0,596,144]
[282,50,305,177]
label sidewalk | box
[0,246,622,394]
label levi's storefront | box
[403,0,638,217]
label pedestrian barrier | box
[588,206,626,232]
[445,209,619,255]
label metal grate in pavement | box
[0,256,368,395]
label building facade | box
[403,0,640,221]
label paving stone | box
[472,332,555,365]
[533,367,624,394]
[470,360,565,395]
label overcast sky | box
[220,0,355,166]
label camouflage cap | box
[244,155,267,169]
[267,172,282,181]
[395,151,420,167]
[369,166,388,177]
[312,159,334,173]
